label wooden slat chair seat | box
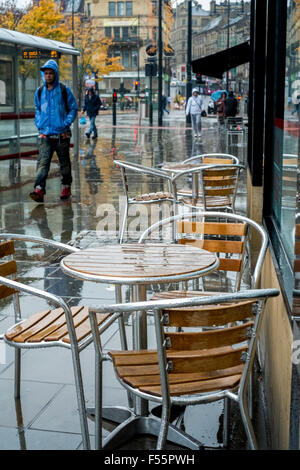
[0,235,119,450]
[89,289,279,450]
[132,191,174,202]
[5,306,110,345]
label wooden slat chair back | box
[177,219,247,291]
[200,165,241,212]
[0,234,119,450]
[90,289,279,450]
[139,211,268,293]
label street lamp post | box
[226,0,230,91]
[71,0,75,47]
[186,0,192,124]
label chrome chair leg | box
[119,201,128,244]
[223,397,231,448]
[71,348,91,450]
[240,390,258,450]
[14,349,21,399]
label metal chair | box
[139,211,268,293]
[114,160,176,243]
[89,288,279,450]
[115,160,210,243]
[0,233,121,450]
[174,163,244,214]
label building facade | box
[79,0,173,96]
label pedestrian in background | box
[30,59,78,203]
[162,94,169,114]
[82,87,102,139]
[225,91,238,117]
[216,91,226,125]
[186,88,203,138]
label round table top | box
[163,162,203,172]
[61,243,218,285]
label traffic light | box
[196,73,202,84]
[135,81,139,91]
[112,91,117,103]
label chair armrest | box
[0,275,74,325]
[0,233,79,253]
[114,160,171,180]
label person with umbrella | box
[186,88,204,138]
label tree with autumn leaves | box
[0,0,123,103]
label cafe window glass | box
[18,57,39,112]
[270,0,299,266]
[0,58,13,111]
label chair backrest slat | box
[202,157,233,164]
[166,320,253,351]
[0,241,15,258]
[168,345,247,374]
[177,221,246,236]
[163,300,254,327]
[178,238,244,254]
[0,260,17,277]
[0,284,18,299]
[203,177,237,187]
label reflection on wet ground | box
[0,110,259,450]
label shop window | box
[122,50,129,68]
[113,27,120,40]
[123,27,129,40]
[105,27,112,37]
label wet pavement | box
[0,108,265,450]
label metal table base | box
[87,405,203,450]
[87,406,204,450]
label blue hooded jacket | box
[35,59,78,135]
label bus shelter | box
[0,28,80,167]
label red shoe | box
[60,186,71,200]
[29,187,44,203]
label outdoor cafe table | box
[61,243,219,448]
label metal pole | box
[226,0,230,90]
[150,73,153,125]
[158,0,163,126]
[186,0,192,125]
[72,0,74,47]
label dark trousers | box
[35,137,72,192]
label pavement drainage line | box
[25,383,67,431]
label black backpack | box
[37,83,69,114]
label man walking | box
[82,87,102,139]
[29,59,78,203]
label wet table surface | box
[61,243,218,284]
